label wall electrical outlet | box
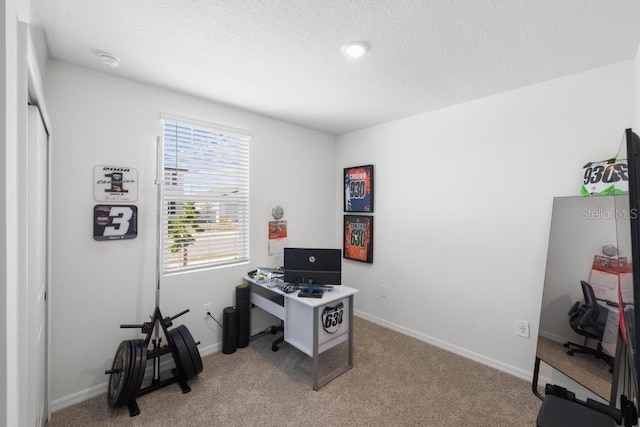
[203,303,213,319]
[516,320,530,338]
[380,285,388,297]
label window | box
[162,116,250,274]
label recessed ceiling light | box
[341,42,368,59]
[97,53,121,68]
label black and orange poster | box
[344,215,373,263]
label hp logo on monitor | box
[308,256,316,263]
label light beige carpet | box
[536,335,613,400]
[47,317,541,426]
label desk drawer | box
[251,283,284,306]
[250,283,285,320]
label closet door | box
[27,105,49,426]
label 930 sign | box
[344,164,373,212]
[582,159,628,196]
[349,180,367,199]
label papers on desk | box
[588,255,629,303]
[620,271,634,303]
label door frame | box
[21,21,53,425]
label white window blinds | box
[162,116,250,274]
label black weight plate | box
[121,339,139,405]
[174,328,196,379]
[107,340,132,408]
[121,340,139,408]
[106,341,126,407]
[169,327,195,379]
[123,339,147,404]
[123,340,137,407]
[125,339,142,404]
[176,325,203,376]
[132,339,147,398]
[179,326,202,376]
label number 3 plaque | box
[94,205,138,241]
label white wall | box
[1,1,19,425]
[40,42,640,413]
[44,60,337,409]
[337,61,636,379]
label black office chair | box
[270,321,284,352]
[563,281,614,369]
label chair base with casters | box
[270,321,284,352]
[563,338,615,371]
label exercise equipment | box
[105,140,203,417]
[222,306,238,354]
[236,284,250,348]
[169,324,203,379]
[106,340,137,408]
[105,307,202,416]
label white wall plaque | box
[94,165,138,202]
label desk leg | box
[348,294,354,367]
[312,306,320,391]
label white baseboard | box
[354,310,533,382]
[539,329,572,344]
[50,382,108,413]
[50,342,221,413]
[52,315,534,413]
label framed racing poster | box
[344,164,373,212]
[94,205,138,241]
[343,215,373,263]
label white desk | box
[244,277,358,390]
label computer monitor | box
[283,248,342,286]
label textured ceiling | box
[30,0,640,135]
